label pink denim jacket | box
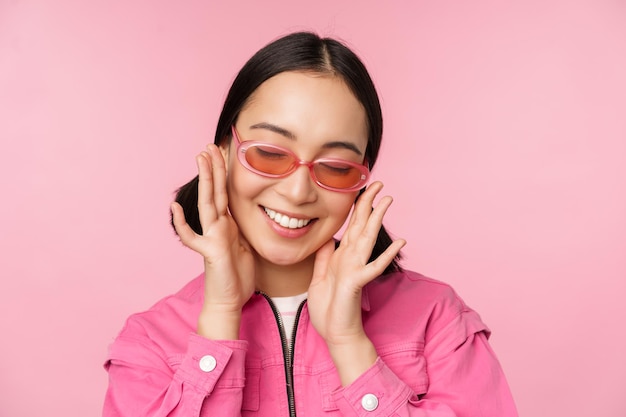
[103,270,518,416]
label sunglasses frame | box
[231,126,370,192]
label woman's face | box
[221,71,368,268]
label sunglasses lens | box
[245,145,295,175]
[313,162,365,190]
[241,143,367,191]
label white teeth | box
[263,207,311,229]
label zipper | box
[258,292,307,417]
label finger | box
[346,182,388,245]
[362,239,406,283]
[196,152,217,229]
[357,195,393,250]
[344,182,383,243]
[207,144,229,216]
[344,196,393,266]
[347,182,383,232]
[171,202,200,248]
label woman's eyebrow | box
[321,141,363,156]
[250,122,295,140]
[249,122,363,156]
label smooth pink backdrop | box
[1,1,625,416]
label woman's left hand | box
[307,181,405,385]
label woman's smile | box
[262,206,314,229]
[260,205,317,239]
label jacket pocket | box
[242,360,261,412]
[378,341,429,396]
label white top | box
[270,292,308,347]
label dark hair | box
[172,32,402,274]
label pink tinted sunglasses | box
[231,126,369,192]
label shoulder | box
[365,270,489,344]
[367,269,470,313]
[113,274,204,349]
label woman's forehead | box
[238,71,368,148]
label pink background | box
[1,1,625,416]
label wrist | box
[197,308,242,340]
[327,334,377,386]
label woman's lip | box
[260,205,314,221]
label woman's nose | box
[274,165,318,204]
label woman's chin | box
[255,246,316,268]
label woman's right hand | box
[171,144,255,340]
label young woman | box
[103,32,518,417]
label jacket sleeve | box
[330,311,518,417]
[103,331,248,417]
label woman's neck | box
[254,255,314,297]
